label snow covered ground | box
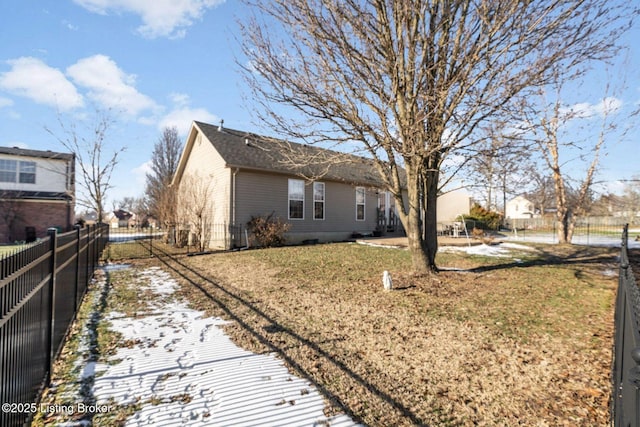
[439,241,539,258]
[505,231,640,248]
[88,266,361,426]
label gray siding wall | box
[234,170,379,242]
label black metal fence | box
[612,224,640,426]
[170,224,245,251]
[0,224,107,427]
[504,216,639,245]
[104,227,165,260]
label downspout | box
[232,168,239,248]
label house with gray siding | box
[172,121,410,249]
[172,121,470,249]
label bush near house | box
[467,203,503,230]
[247,213,291,247]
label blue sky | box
[0,0,248,208]
[0,0,638,210]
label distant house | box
[106,209,136,229]
[505,196,537,219]
[0,147,75,243]
[172,121,471,249]
[437,189,471,223]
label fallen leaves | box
[151,243,618,426]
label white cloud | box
[169,92,190,107]
[63,20,79,31]
[595,179,626,196]
[132,160,152,187]
[159,107,218,135]
[0,96,13,108]
[0,57,84,110]
[563,97,623,119]
[67,54,157,117]
[72,0,225,39]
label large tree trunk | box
[423,168,439,272]
[556,207,570,244]
[395,161,439,275]
[405,201,432,275]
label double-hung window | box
[355,187,365,221]
[19,161,36,183]
[288,179,305,219]
[0,159,36,183]
[313,182,325,220]
[0,159,17,182]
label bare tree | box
[621,177,640,221]
[592,177,640,220]
[46,110,124,223]
[466,123,529,214]
[113,196,137,212]
[524,168,555,218]
[113,196,148,227]
[240,0,633,273]
[145,126,182,228]
[522,69,625,243]
[176,172,213,252]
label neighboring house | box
[437,189,471,223]
[106,209,143,229]
[173,121,471,249]
[505,196,537,219]
[0,147,75,243]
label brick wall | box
[0,199,74,243]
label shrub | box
[468,203,503,230]
[247,213,291,247]
[472,226,495,245]
[471,227,485,239]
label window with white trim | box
[0,159,37,183]
[313,182,325,220]
[355,187,365,221]
[0,159,17,182]
[19,161,36,183]
[288,179,305,219]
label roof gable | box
[191,121,389,187]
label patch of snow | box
[505,232,640,248]
[355,240,404,249]
[499,242,538,252]
[439,242,539,258]
[102,263,132,272]
[91,267,361,426]
[439,244,506,257]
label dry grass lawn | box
[144,242,618,426]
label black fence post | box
[86,226,91,292]
[45,227,58,383]
[74,225,81,311]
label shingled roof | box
[0,146,74,160]
[193,121,392,188]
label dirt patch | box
[146,242,616,426]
